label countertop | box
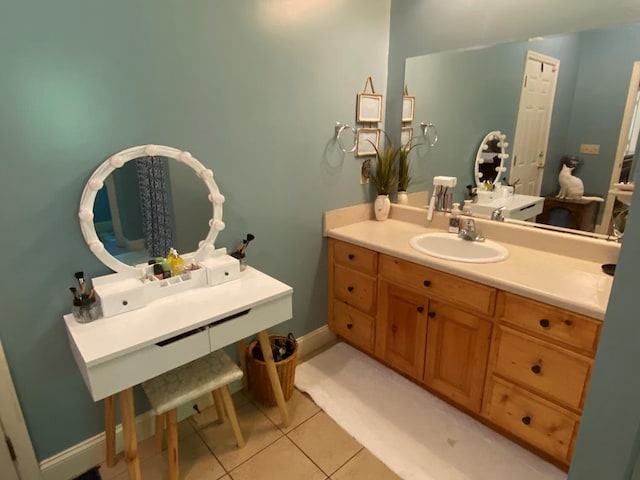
[326,217,613,320]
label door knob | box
[391,325,398,333]
[531,364,542,374]
[417,306,424,313]
[348,254,355,260]
[539,319,550,328]
[423,280,431,287]
[428,311,436,318]
[346,323,353,330]
[347,286,354,292]
[522,416,532,426]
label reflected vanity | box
[64,144,293,480]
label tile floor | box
[99,388,401,480]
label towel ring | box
[420,122,439,147]
[335,122,356,153]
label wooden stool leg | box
[104,395,117,467]
[167,409,179,480]
[119,388,141,480]
[237,339,249,393]
[154,413,165,453]
[257,330,290,427]
[220,386,245,448]
[212,389,226,424]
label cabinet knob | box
[428,311,436,318]
[391,325,398,333]
[417,306,424,313]
[423,280,431,287]
[539,319,550,328]
[346,323,353,330]
[531,364,542,374]
[347,286,354,292]
[348,254,355,260]
[521,416,532,426]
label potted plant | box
[370,134,399,221]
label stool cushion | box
[142,350,243,415]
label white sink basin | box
[409,232,509,263]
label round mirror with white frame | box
[475,130,509,189]
[79,144,226,277]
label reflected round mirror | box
[79,145,226,275]
[475,131,508,188]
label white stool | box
[142,350,245,480]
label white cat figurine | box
[557,164,584,199]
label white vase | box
[397,191,409,205]
[374,194,391,221]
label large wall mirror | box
[401,22,640,239]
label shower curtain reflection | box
[136,156,174,258]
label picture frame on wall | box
[357,93,383,123]
[355,128,380,157]
[401,127,413,150]
[402,96,415,122]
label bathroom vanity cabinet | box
[327,237,602,468]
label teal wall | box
[0,0,391,460]
[389,1,640,479]
[563,24,640,196]
[403,34,581,202]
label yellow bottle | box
[166,248,185,276]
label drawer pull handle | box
[428,311,436,318]
[347,286,354,292]
[392,325,398,333]
[521,416,532,426]
[539,319,550,328]
[207,309,251,328]
[417,306,424,313]
[346,323,353,330]
[348,254,355,260]
[156,326,206,346]
[531,364,542,374]
[423,280,431,287]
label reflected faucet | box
[491,207,505,222]
[458,218,485,242]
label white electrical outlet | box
[580,144,600,154]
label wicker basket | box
[247,335,298,406]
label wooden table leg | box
[104,395,117,467]
[212,389,226,423]
[237,339,248,393]
[119,388,141,480]
[256,330,290,427]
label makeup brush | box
[239,234,255,255]
[74,271,85,295]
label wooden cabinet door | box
[423,301,492,412]
[375,280,428,379]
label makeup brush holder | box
[93,250,241,318]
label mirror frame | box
[78,144,226,276]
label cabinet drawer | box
[379,254,496,315]
[334,264,376,314]
[485,377,578,462]
[332,301,374,352]
[332,239,378,276]
[498,292,601,355]
[494,326,591,410]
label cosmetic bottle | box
[462,199,473,215]
[166,248,185,276]
[449,203,461,234]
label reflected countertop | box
[325,209,614,320]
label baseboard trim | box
[40,325,335,480]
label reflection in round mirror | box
[93,157,212,266]
[80,145,225,276]
[475,131,509,188]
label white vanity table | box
[64,145,294,480]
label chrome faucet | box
[458,218,485,242]
[491,207,505,222]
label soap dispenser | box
[449,203,461,234]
